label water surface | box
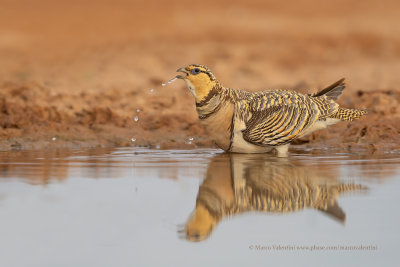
[0,148,399,267]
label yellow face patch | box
[183,65,217,102]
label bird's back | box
[227,87,338,150]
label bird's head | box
[184,204,217,242]
[176,64,219,102]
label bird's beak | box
[176,67,188,79]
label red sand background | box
[0,0,399,152]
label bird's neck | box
[195,82,223,106]
[194,82,227,118]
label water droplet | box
[51,137,57,141]
[168,77,178,84]
[136,109,140,113]
[186,136,194,145]
[131,138,136,142]
[134,116,139,122]
[162,77,178,87]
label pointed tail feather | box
[318,202,346,223]
[310,78,346,101]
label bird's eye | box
[191,68,201,75]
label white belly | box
[299,118,341,138]
[230,135,274,153]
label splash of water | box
[186,137,194,145]
[161,77,178,87]
[134,116,139,122]
[131,138,136,142]
[168,77,178,84]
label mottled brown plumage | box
[176,64,367,156]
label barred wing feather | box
[242,92,323,146]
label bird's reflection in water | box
[182,153,366,242]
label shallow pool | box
[0,148,399,267]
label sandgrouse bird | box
[175,64,366,156]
